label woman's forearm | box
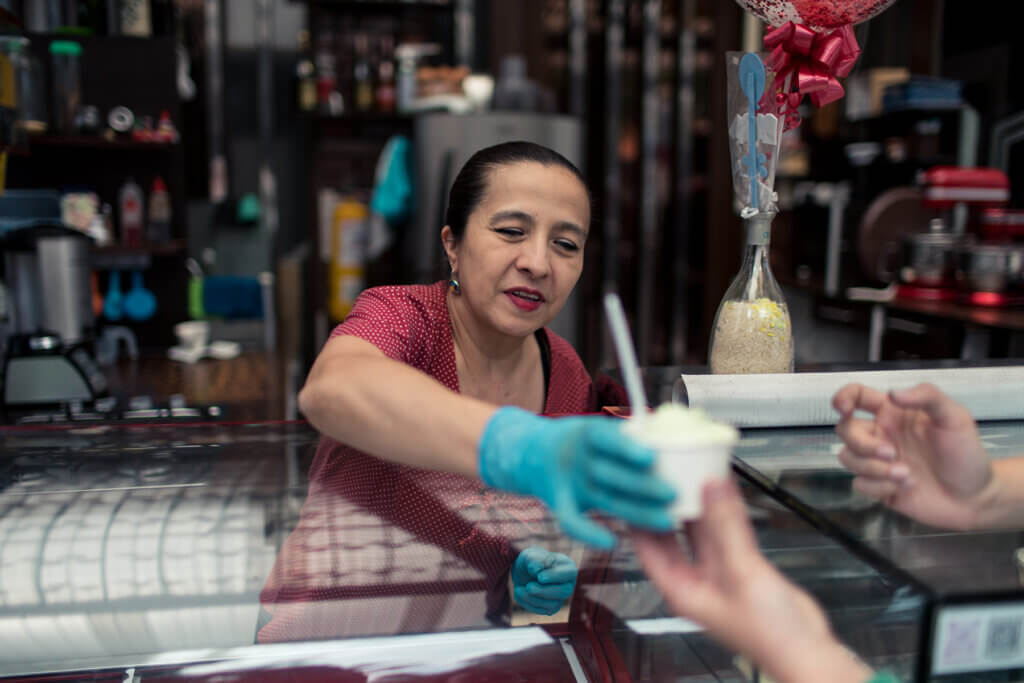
[298,341,496,478]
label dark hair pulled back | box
[444,141,589,242]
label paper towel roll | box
[677,367,1024,427]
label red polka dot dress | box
[258,281,597,643]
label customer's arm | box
[979,457,1024,529]
[833,382,1024,530]
[633,479,874,683]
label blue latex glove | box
[511,547,577,616]
[479,407,676,549]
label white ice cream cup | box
[623,406,739,521]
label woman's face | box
[443,161,590,339]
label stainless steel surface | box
[900,225,963,288]
[3,226,94,345]
[956,243,1023,293]
[37,231,94,345]
[4,251,42,334]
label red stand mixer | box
[896,166,1024,307]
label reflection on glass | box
[257,436,576,642]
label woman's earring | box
[448,277,461,295]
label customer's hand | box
[478,407,676,550]
[511,547,577,616]
[633,479,873,683]
[833,383,994,530]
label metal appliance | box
[898,167,1010,302]
[3,331,107,406]
[859,167,1018,306]
[410,112,583,346]
[2,224,107,406]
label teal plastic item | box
[103,271,123,321]
[478,406,676,549]
[370,136,412,223]
[511,547,577,615]
[236,193,261,225]
[48,40,82,56]
[123,271,157,321]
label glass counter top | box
[0,417,1011,681]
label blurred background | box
[1,0,1023,420]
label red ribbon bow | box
[762,21,861,129]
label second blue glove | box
[512,547,577,616]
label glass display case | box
[0,413,1020,681]
[732,422,1024,681]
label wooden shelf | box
[292,0,451,8]
[95,239,186,256]
[93,240,187,270]
[28,135,180,151]
[311,112,412,124]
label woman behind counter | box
[259,142,675,641]
[298,141,673,546]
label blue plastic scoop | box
[739,52,767,211]
[123,271,157,321]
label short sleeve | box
[329,286,422,364]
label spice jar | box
[708,212,794,374]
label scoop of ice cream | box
[625,403,739,447]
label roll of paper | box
[677,367,1024,427]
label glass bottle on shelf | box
[352,33,374,113]
[375,35,395,113]
[708,212,793,374]
[295,30,316,113]
[314,30,343,116]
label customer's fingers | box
[835,416,896,460]
[837,447,909,481]
[832,383,888,417]
[852,476,905,501]
[888,383,972,428]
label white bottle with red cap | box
[147,176,171,244]
[119,177,144,247]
